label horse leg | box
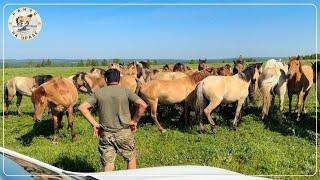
[67,107,76,141]
[302,89,310,113]
[288,93,293,113]
[296,92,304,121]
[149,100,166,133]
[279,91,285,113]
[52,112,59,144]
[232,98,245,130]
[16,93,23,116]
[203,99,222,134]
[4,94,15,118]
[57,112,63,130]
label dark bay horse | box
[4,75,53,117]
[31,77,78,143]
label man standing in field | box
[79,69,147,172]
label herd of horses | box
[4,56,318,143]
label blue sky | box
[1,0,319,60]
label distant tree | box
[101,59,108,66]
[113,58,121,64]
[77,59,85,67]
[27,60,33,67]
[189,59,196,64]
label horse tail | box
[195,82,207,121]
[260,82,272,119]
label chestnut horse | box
[287,56,313,120]
[194,64,260,133]
[216,64,233,76]
[31,77,78,143]
[139,68,215,133]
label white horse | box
[258,59,288,120]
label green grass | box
[0,64,318,178]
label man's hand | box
[129,121,138,133]
[79,102,100,137]
[92,123,100,137]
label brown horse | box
[198,59,208,71]
[139,68,215,133]
[287,56,313,120]
[312,62,319,105]
[216,64,233,76]
[31,77,78,143]
[87,67,141,93]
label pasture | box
[1,63,318,177]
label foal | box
[287,56,313,120]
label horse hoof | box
[231,125,237,130]
[72,136,76,142]
[198,129,206,134]
[211,128,217,134]
[160,129,167,134]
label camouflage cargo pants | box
[98,128,136,166]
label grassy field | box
[1,63,319,178]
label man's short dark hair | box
[105,69,120,84]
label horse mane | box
[139,61,151,69]
[239,65,256,82]
[33,75,53,86]
[189,68,212,83]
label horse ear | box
[233,60,236,65]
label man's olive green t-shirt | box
[85,85,141,132]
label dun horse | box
[258,59,288,119]
[195,64,260,133]
[287,56,313,120]
[31,77,78,143]
[216,64,233,76]
[139,68,215,133]
[4,75,53,117]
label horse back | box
[43,78,78,107]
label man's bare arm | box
[78,102,99,126]
[132,99,147,123]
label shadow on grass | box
[138,104,187,132]
[260,107,318,142]
[17,119,53,146]
[52,155,95,172]
[4,111,34,117]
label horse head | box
[287,55,302,80]
[233,59,245,74]
[31,86,47,122]
[198,59,208,71]
[173,63,186,72]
